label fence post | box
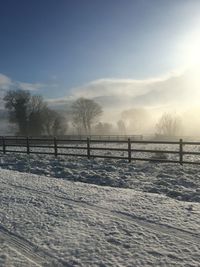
[128,138,131,163]
[87,137,90,159]
[54,136,58,157]
[2,136,6,154]
[179,138,183,165]
[26,136,30,155]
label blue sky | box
[0,0,200,100]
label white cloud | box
[2,68,200,119]
[0,74,13,91]
[67,68,200,110]
[70,69,184,100]
[48,70,184,108]
[71,78,159,99]
[0,73,47,93]
[46,68,200,124]
[17,82,45,91]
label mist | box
[1,67,200,137]
[48,67,200,137]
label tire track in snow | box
[0,224,68,267]
[2,181,200,245]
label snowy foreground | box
[0,168,200,266]
[1,153,200,202]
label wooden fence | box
[0,136,200,165]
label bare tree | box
[43,108,67,136]
[4,89,66,136]
[117,120,126,135]
[4,90,30,135]
[71,98,102,135]
[27,95,47,136]
[156,113,182,136]
[121,108,150,134]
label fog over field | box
[1,67,200,136]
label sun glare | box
[174,27,200,105]
[179,30,200,67]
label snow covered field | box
[0,151,200,202]
[0,148,200,266]
[0,169,200,266]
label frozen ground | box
[0,169,200,266]
[0,152,200,202]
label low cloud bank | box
[47,68,200,135]
[1,69,200,136]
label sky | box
[1,0,200,119]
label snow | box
[0,151,200,202]
[0,241,38,267]
[0,166,200,266]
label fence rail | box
[0,136,200,165]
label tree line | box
[3,89,182,137]
[3,90,103,136]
